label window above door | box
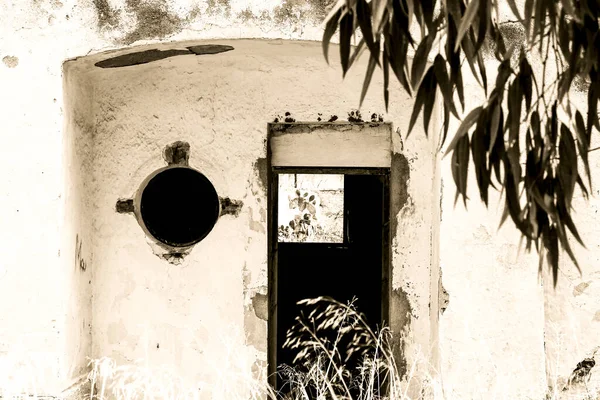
[277,173,344,243]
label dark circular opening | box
[140,167,219,247]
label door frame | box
[267,165,391,388]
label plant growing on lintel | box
[321,0,600,285]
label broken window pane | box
[277,174,344,243]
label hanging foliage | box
[322,0,599,285]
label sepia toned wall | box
[1,0,599,398]
[60,38,439,398]
[436,72,547,399]
[542,87,600,396]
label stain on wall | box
[249,207,266,233]
[93,0,120,30]
[390,287,412,378]
[251,292,268,321]
[89,0,334,45]
[219,197,243,217]
[244,304,267,352]
[439,269,450,315]
[58,39,436,398]
[115,198,134,213]
[573,281,591,296]
[91,0,184,44]
[273,0,335,25]
[75,234,87,272]
[206,0,231,16]
[163,140,190,165]
[2,55,19,68]
[253,158,268,197]
[390,152,410,236]
[123,0,184,44]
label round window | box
[139,167,220,247]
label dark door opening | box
[268,168,390,392]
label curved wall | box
[63,39,441,397]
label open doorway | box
[268,167,390,390]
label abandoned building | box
[1,0,600,399]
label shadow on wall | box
[94,45,234,68]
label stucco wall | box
[3,0,600,398]
[542,89,600,396]
[437,74,547,399]
[0,0,338,395]
[61,62,95,389]
[61,39,439,397]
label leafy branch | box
[323,0,600,285]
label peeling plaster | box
[91,0,185,44]
[562,353,597,392]
[163,141,190,165]
[55,39,437,396]
[249,207,266,233]
[251,292,268,321]
[2,56,19,68]
[251,358,267,381]
[254,158,268,197]
[439,269,449,315]
[244,304,267,352]
[219,197,243,217]
[390,287,412,378]
[273,0,335,26]
[123,0,184,45]
[390,152,410,236]
[93,0,120,30]
[90,0,333,46]
[573,281,591,297]
[115,198,134,213]
[162,252,187,264]
[206,0,232,16]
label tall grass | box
[84,297,426,400]
[1,297,598,399]
[279,296,409,400]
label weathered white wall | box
[0,0,341,395]
[61,39,439,397]
[439,165,547,399]
[3,0,600,398]
[61,62,95,390]
[541,89,600,397]
[437,68,547,399]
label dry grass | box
[0,298,598,400]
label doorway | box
[268,167,390,389]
